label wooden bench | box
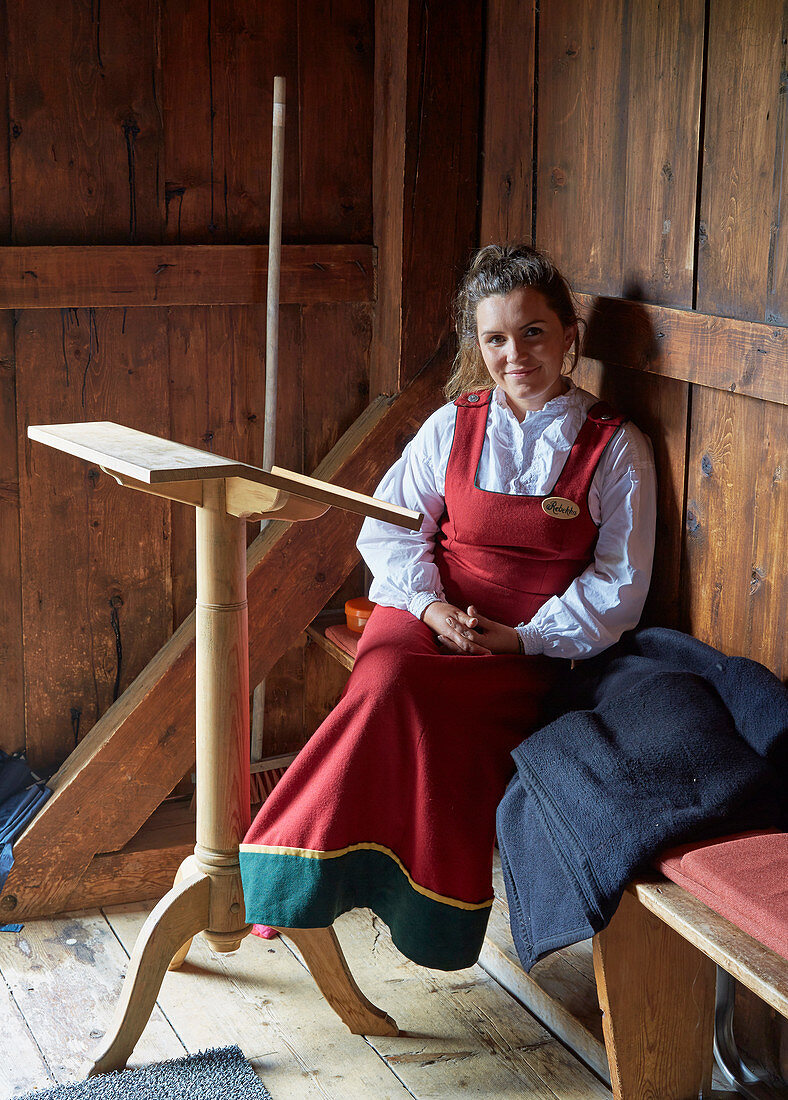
[596,871,787,1097]
[306,615,788,1100]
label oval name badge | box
[541,496,580,519]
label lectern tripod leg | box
[280,927,399,1036]
[90,873,210,1076]
[168,855,200,971]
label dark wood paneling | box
[0,320,23,754]
[7,0,171,767]
[161,0,299,243]
[537,0,703,304]
[371,0,484,394]
[208,1,298,243]
[698,0,788,323]
[370,0,407,394]
[684,389,787,679]
[302,304,372,474]
[262,639,308,758]
[161,0,374,246]
[480,0,536,245]
[687,0,788,687]
[298,0,374,242]
[398,1,483,387]
[0,6,24,753]
[17,308,172,770]
[0,245,376,308]
[532,2,703,642]
[7,0,163,244]
[536,0,627,294]
[621,0,704,306]
[159,0,213,244]
[304,639,351,743]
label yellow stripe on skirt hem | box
[239,840,494,912]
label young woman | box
[239,244,657,970]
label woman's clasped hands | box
[421,601,520,656]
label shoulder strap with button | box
[454,390,492,408]
[550,401,626,500]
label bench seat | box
[324,622,362,659]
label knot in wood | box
[551,167,567,190]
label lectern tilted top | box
[29,421,421,1075]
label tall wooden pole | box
[263,75,286,474]
[253,76,286,770]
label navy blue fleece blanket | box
[496,628,788,971]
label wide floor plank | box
[479,858,609,1083]
[331,908,611,1100]
[0,909,184,1089]
[0,973,55,1097]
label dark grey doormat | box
[17,1045,273,1100]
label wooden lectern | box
[28,422,419,1074]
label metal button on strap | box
[467,393,480,403]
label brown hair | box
[446,243,581,401]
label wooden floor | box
[0,897,613,1099]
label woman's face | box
[475,287,577,420]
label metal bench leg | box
[714,967,778,1099]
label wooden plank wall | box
[0,0,374,772]
[480,0,787,682]
[480,0,787,1074]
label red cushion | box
[655,830,788,960]
[325,623,360,660]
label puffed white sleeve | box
[516,423,657,659]
[356,403,455,619]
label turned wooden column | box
[194,479,251,952]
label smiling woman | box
[476,288,576,416]
[239,242,657,975]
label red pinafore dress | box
[239,392,624,970]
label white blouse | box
[357,382,657,660]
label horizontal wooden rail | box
[577,293,788,406]
[0,244,375,308]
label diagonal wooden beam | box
[0,355,447,921]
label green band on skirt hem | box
[239,847,491,971]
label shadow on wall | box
[578,285,684,632]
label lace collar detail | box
[492,379,582,423]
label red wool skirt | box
[239,604,558,970]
